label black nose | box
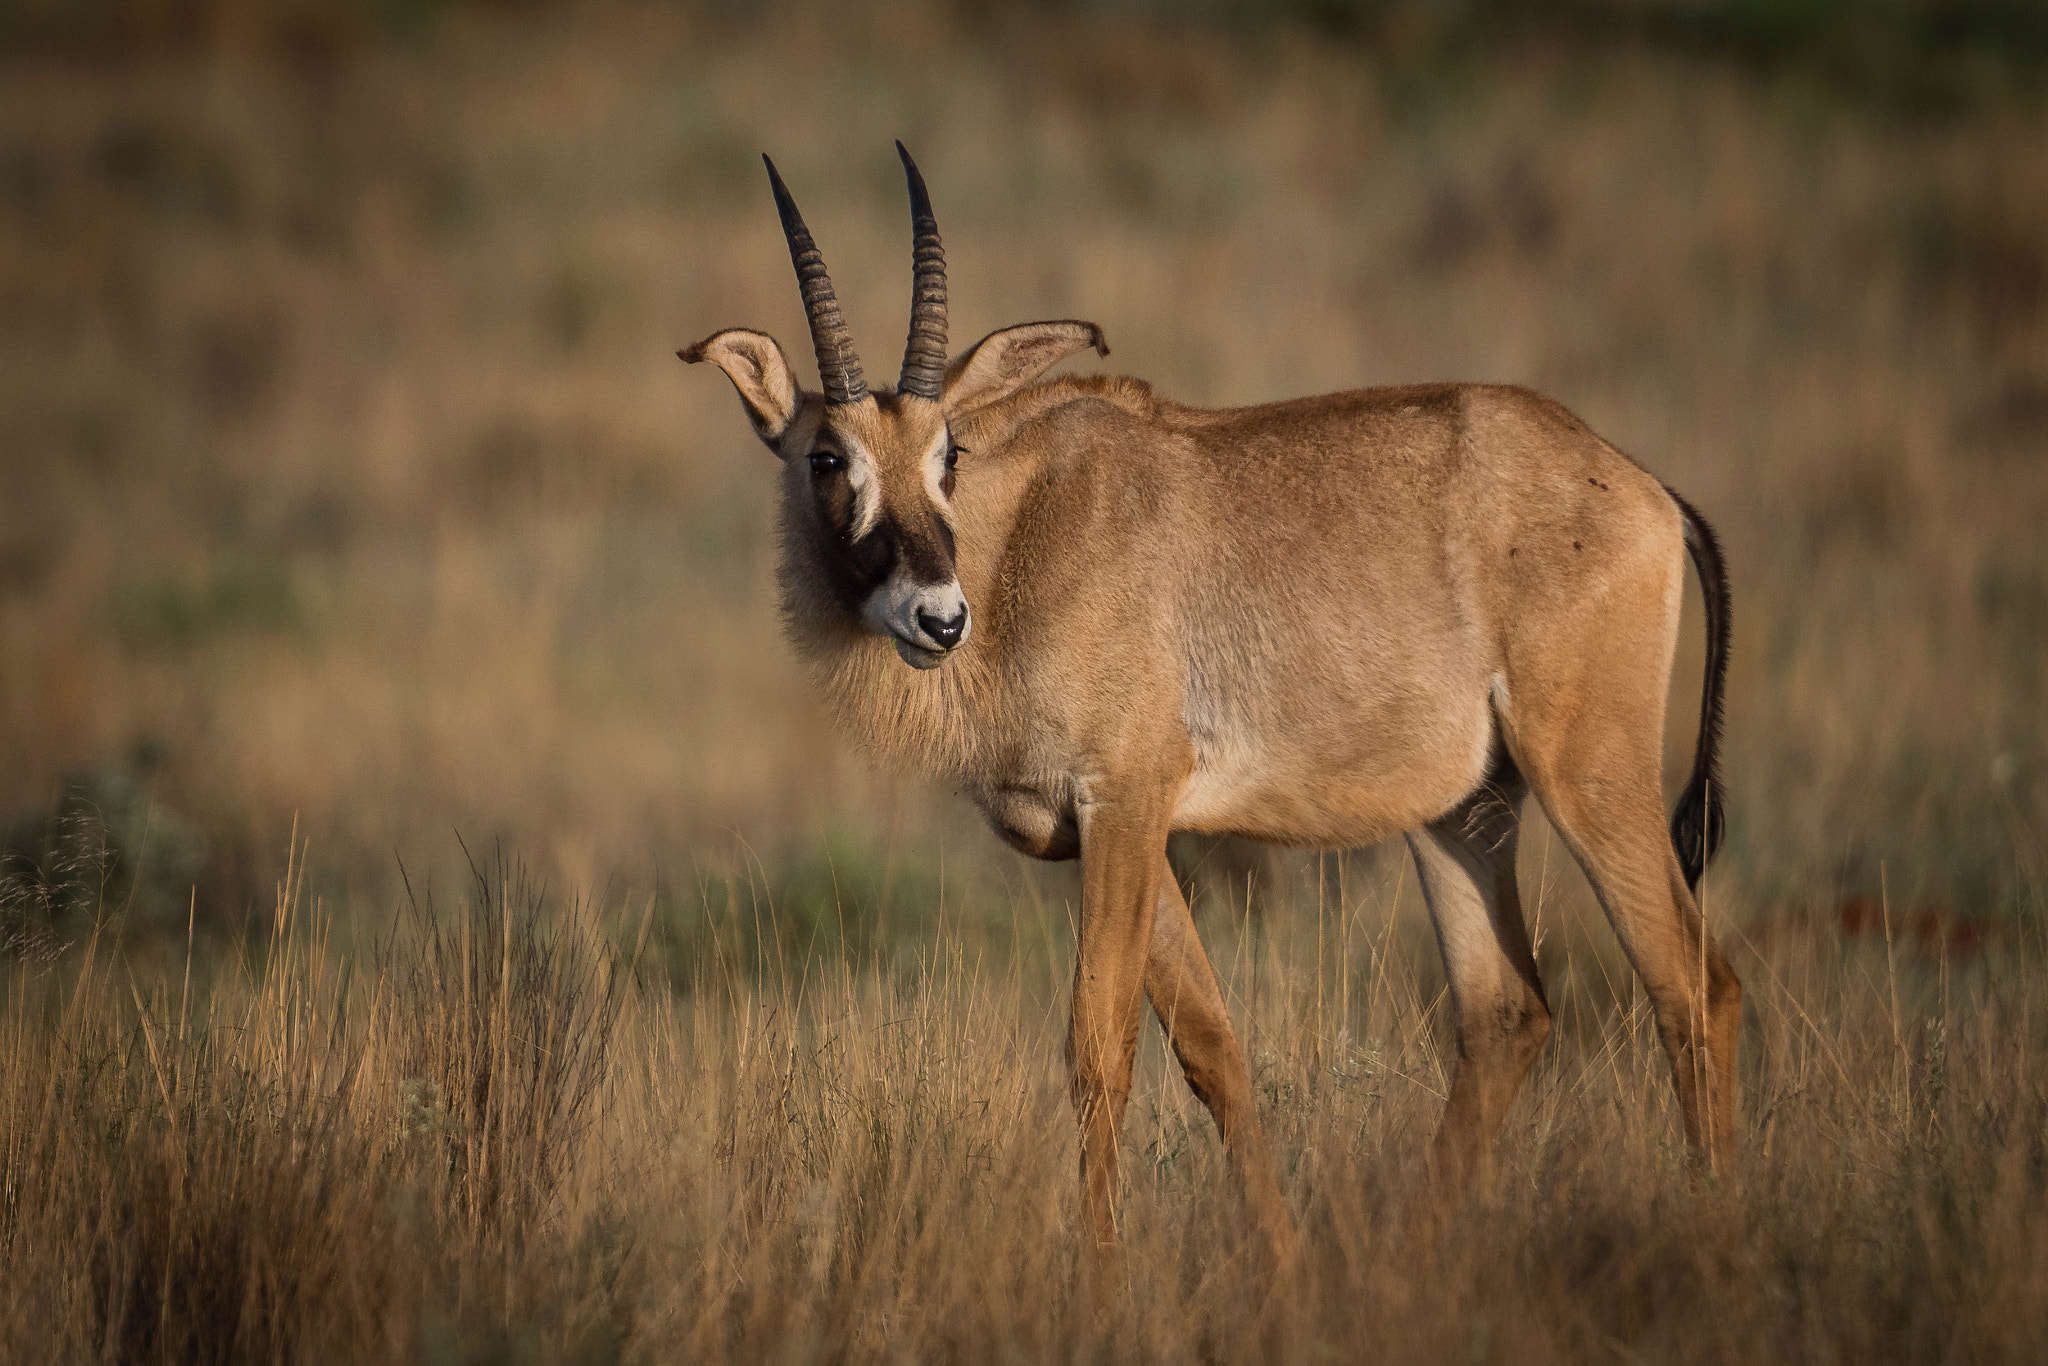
[917,606,966,650]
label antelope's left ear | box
[943,320,1109,418]
[680,328,800,450]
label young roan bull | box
[681,145,1740,1275]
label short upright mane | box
[976,373,1159,432]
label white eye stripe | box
[923,428,956,527]
[841,433,883,540]
[833,429,951,542]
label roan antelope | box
[681,145,1740,1278]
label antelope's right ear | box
[943,320,1109,418]
[680,329,800,450]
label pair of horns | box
[764,142,947,405]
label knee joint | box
[1511,989,1552,1062]
[1465,986,1551,1067]
[1065,1047,1123,1108]
[1706,952,1742,1017]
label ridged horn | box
[896,142,947,401]
[763,154,867,405]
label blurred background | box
[1,0,2043,949]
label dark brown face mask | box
[804,435,959,625]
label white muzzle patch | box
[861,574,971,669]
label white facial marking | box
[860,573,971,670]
[841,433,883,541]
[922,427,955,528]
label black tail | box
[1666,488,1730,894]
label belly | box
[1174,687,1495,847]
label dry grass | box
[3,1,2047,1359]
[5,836,2048,1362]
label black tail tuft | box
[1667,488,1731,894]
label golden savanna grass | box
[6,842,2048,1360]
[2,1,2046,1359]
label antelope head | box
[683,144,1108,670]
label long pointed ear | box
[679,328,800,450]
[942,320,1108,418]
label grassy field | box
[6,840,2047,1361]
[2,0,2046,1359]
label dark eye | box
[946,443,964,472]
[808,450,845,477]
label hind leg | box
[1409,759,1551,1198]
[1494,500,1743,1167]
[1517,737,1741,1166]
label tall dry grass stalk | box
[0,842,627,1360]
